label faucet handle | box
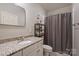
[21,36,25,40]
[16,37,20,40]
[22,36,25,39]
[16,36,25,41]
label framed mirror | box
[0,3,26,26]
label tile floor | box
[50,52,70,56]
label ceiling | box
[39,3,72,12]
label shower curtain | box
[44,13,72,55]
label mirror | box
[0,3,26,26]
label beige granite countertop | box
[0,37,43,56]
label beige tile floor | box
[50,52,70,56]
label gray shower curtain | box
[44,13,72,55]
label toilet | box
[43,45,52,56]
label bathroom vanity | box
[11,40,43,56]
[0,37,43,56]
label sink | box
[18,40,32,45]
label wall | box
[73,3,79,56]
[47,5,72,16]
[0,3,46,40]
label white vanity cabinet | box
[11,40,43,56]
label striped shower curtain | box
[44,13,72,55]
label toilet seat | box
[43,45,52,52]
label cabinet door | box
[37,47,43,56]
[23,43,37,56]
[29,41,43,56]
[28,48,43,56]
[27,50,38,56]
[27,47,43,56]
[23,40,43,56]
[37,41,43,56]
[11,51,22,56]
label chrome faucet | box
[16,36,24,43]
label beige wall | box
[47,5,72,16]
[0,3,46,40]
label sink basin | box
[18,41,32,45]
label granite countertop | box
[0,37,43,56]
